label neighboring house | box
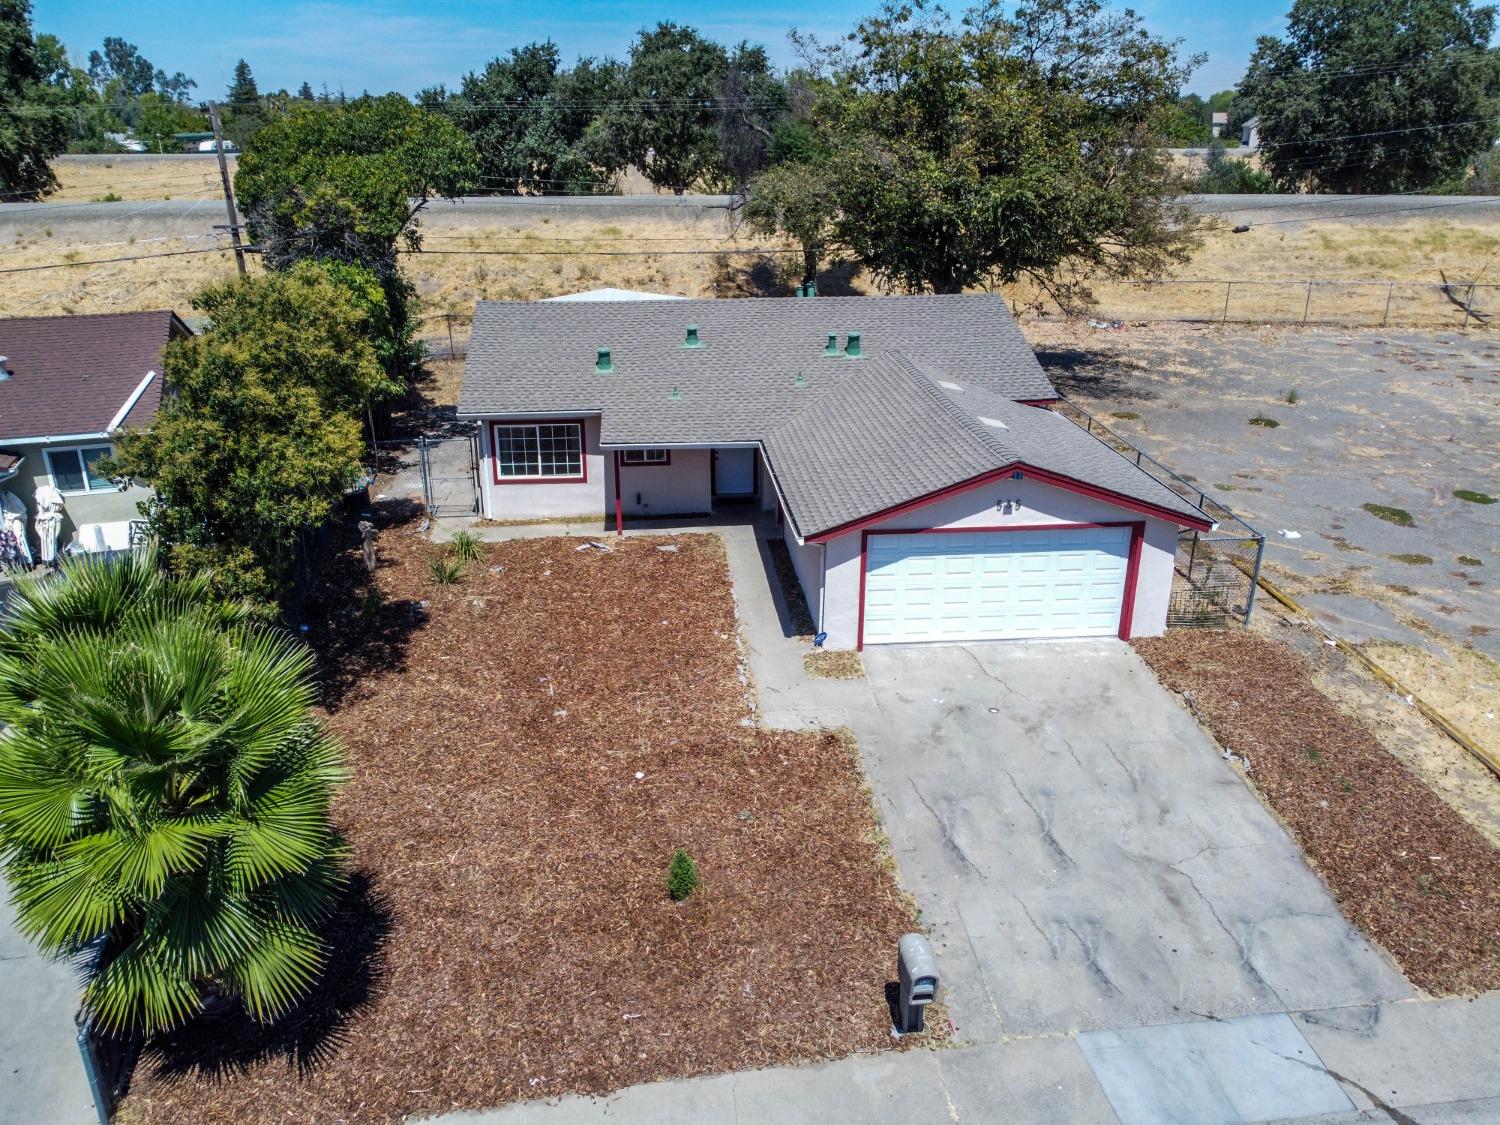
[0,311,190,560]
[458,294,1213,651]
[1211,111,1229,138]
[1241,116,1261,150]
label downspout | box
[613,451,623,536]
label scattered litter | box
[634,771,644,780]
[736,809,754,821]
[656,544,679,553]
[622,1013,643,1020]
[1087,318,1125,330]
[419,518,430,533]
[554,709,567,718]
[489,564,505,574]
[1403,693,1415,706]
[576,540,612,553]
[987,707,1000,714]
[1277,529,1302,539]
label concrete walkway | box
[1,884,96,1125]
[422,518,1500,1122]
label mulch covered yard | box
[1136,629,1500,996]
[121,527,915,1124]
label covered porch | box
[606,444,776,534]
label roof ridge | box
[894,351,1019,463]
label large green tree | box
[0,549,348,1035]
[105,264,396,602]
[0,0,70,199]
[234,94,478,381]
[1240,0,1500,192]
[603,23,733,193]
[748,0,1202,300]
[443,42,625,194]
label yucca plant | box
[0,548,348,1036]
[429,556,465,585]
[449,531,483,563]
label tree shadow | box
[712,252,792,297]
[301,509,428,711]
[135,870,393,1084]
[1033,346,1161,404]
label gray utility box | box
[896,933,939,1033]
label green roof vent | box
[845,332,863,358]
[824,333,840,356]
[669,385,683,401]
[793,371,807,388]
[595,347,613,373]
[683,324,703,348]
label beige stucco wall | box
[0,441,151,557]
[809,475,1181,651]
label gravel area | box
[120,524,915,1125]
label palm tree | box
[0,548,348,1035]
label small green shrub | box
[1283,388,1301,405]
[1453,489,1496,505]
[665,847,700,902]
[360,586,384,616]
[1458,555,1483,567]
[1110,411,1140,421]
[1363,503,1415,527]
[429,556,465,585]
[1388,553,1433,566]
[1249,413,1280,428]
[450,530,483,562]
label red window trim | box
[856,521,1146,650]
[619,448,672,467]
[490,418,588,486]
[807,462,1211,543]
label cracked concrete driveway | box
[848,641,1413,1042]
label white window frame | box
[620,448,670,465]
[491,421,586,483]
[44,444,115,495]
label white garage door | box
[862,526,1133,645]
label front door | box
[712,448,757,497]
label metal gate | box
[370,431,479,517]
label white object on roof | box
[544,288,685,302]
[69,520,136,555]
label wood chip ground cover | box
[121,527,915,1124]
[1135,629,1500,995]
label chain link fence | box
[368,432,479,518]
[1049,399,1266,628]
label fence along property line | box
[1042,277,1500,329]
[1048,398,1267,629]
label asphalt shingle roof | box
[763,353,1209,538]
[0,311,187,441]
[457,293,1058,442]
[460,293,1210,538]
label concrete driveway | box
[847,641,1413,1042]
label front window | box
[621,448,670,465]
[493,422,584,480]
[46,445,114,493]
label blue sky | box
[32,0,1290,98]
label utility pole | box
[207,101,247,276]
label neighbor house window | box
[45,445,114,494]
[621,448,670,465]
[493,422,585,481]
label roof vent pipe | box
[824,333,840,356]
[845,332,862,358]
[683,324,702,348]
[0,356,9,380]
[595,347,613,373]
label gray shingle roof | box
[762,353,1209,538]
[459,294,1211,538]
[457,293,1057,442]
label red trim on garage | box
[855,521,1145,651]
[1118,520,1146,640]
[806,462,1211,543]
[490,418,589,485]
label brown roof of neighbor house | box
[0,310,189,442]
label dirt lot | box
[1137,628,1500,996]
[119,527,916,1125]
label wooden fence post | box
[1301,280,1313,325]
[1382,283,1394,328]
[1221,281,1232,323]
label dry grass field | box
[6,158,1500,328]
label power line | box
[0,244,243,276]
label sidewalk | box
[1,884,96,1125]
[435,996,1500,1124]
